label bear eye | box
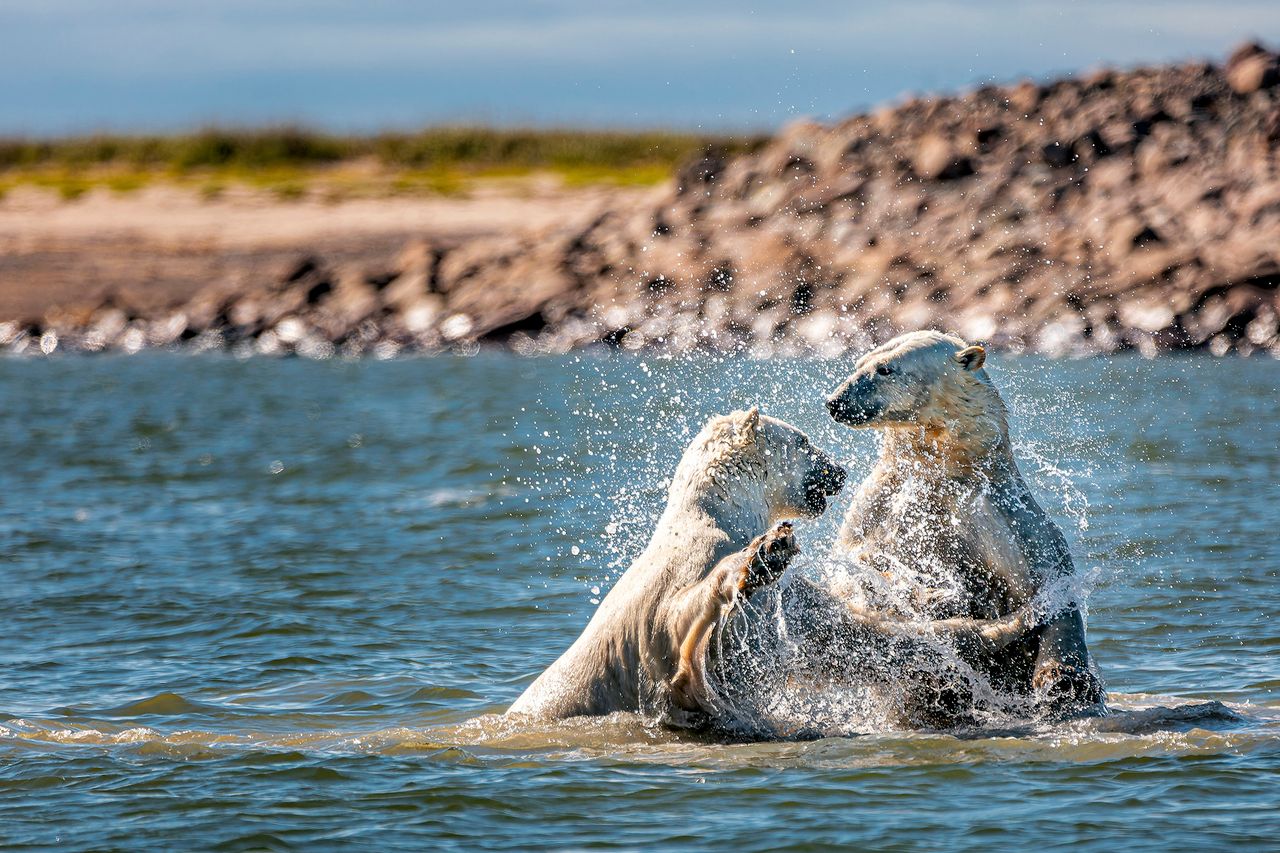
[876,364,894,376]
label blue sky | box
[4,1,1280,133]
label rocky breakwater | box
[8,43,1280,358]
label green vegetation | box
[0,127,766,199]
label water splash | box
[516,352,1129,734]
[1,692,1271,765]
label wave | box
[3,693,1275,769]
[57,691,225,718]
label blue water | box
[1,353,1277,850]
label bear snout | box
[827,376,882,426]
[801,459,846,515]
[826,391,869,426]
[815,461,847,496]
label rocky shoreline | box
[6,44,1280,358]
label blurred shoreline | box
[3,45,1280,358]
[0,180,653,335]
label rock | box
[1041,141,1075,168]
[911,135,975,181]
[1225,42,1280,94]
[675,149,729,194]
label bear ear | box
[954,345,986,371]
[728,406,760,446]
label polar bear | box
[509,407,1037,731]
[507,408,844,724]
[826,330,1104,721]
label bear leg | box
[669,522,798,712]
[739,521,799,597]
[843,600,1036,653]
[1032,607,1105,715]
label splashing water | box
[521,350,1220,735]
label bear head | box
[825,330,998,435]
[672,407,847,521]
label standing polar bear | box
[509,407,1035,731]
[826,330,1104,721]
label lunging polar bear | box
[508,408,846,723]
[510,407,1036,730]
[827,330,1105,721]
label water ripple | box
[0,353,1277,849]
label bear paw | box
[740,521,799,597]
[1033,661,1105,715]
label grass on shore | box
[0,127,765,200]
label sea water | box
[1,353,1276,850]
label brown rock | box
[912,136,975,181]
[1225,43,1280,94]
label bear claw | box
[1033,661,1105,713]
[740,521,799,596]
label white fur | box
[508,409,832,721]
